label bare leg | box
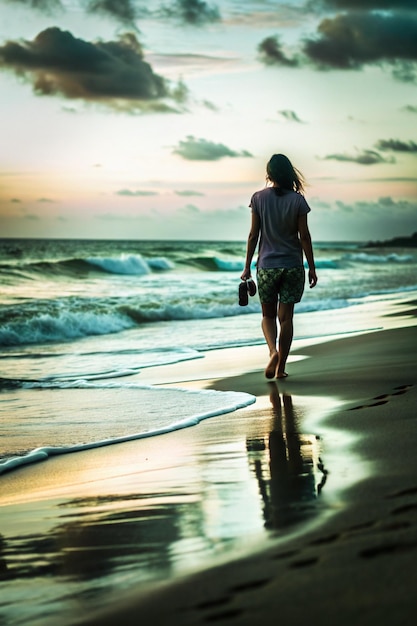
[261,302,278,378]
[276,302,294,378]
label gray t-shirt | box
[250,187,311,269]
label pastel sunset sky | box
[1,0,416,241]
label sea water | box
[1,237,416,474]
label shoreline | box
[78,312,417,625]
[1,298,417,625]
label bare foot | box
[276,371,288,379]
[265,352,278,379]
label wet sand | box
[1,302,417,625]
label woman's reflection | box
[246,382,327,531]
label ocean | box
[1,237,416,475]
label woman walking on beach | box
[241,153,317,379]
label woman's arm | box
[298,213,317,288]
[241,211,260,280]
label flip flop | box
[238,281,248,306]
[247,279,257,297]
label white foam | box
[0,310,135,346]
[0,385,256,476]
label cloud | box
[4,0,144,26]
[85,0,139,26]
[278,109,305,123]
[172,136,253,161]
[375,139,417,153]
[116,189,159,196]
[0,28,185,112]
[175,190,205,196]
[317,195,417,240]
[4,0,62,11]
[160,0,221,25]
[404,105,417,113]
[258,36,299,67]
[303,12,417,72]
[363,176,417,182]
[315,1,416,9]
[336,196,416,216]
[36,197,56,202]
[179,203,200,214]
[95,212,137,221]
[323,149,395,165]
[335,200,354,213]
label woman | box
[241,153,317,379]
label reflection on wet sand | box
[247,383,327,531]
[0,388,330,625]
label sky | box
[0,0,417,241]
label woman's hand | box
[241,268,252,281]
[309,268,318,288]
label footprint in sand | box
[348,384,414,411]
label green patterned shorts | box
[257,267,305,304]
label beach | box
[1,297,417,625]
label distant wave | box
[86,254,175,274]
[213,257,245,271]
[86,254,151,275]
[146,257,175,271]
[178,255,249,272]
[7,249,410,280]
[0,253,175,279]
[306,259,340,269]
[343,252,413,264]
[0,252,247,278]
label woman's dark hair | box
[266,154,305,194]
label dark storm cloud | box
[303,12,417,70]
[173,136,253,161]
[375,139,417,153]
[323,150,394,165]
[160,0,220,25]
[0,28,185,111]
[258,36,299,67]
